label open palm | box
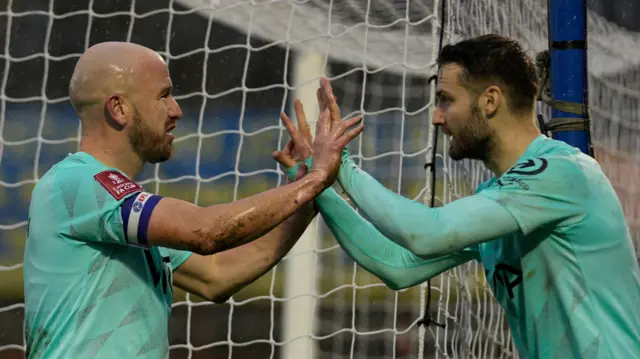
[274,78,362,182]
[273,99,314,169]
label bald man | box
[22,42,363,359]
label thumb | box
[273,150,296,168]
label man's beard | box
[448,103,493,161]
[128,109,172,164]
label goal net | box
[0,0,639,359]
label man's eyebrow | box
[159,84,173,95]
[435,90,449,99]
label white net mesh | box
[0,0,638,359]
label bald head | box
[71,42,182,166]
[69,42,166,118]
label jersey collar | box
[70,152,133,180]
[518,134,548,161]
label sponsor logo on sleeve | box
[496,158,548,190]
[127,192,154,244]
[506,158,548,176]
[94,170,143,200]
[132,192,150,213]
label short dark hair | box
[437,34,538,113]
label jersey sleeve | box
[158,247,193,271]
[316,187,478,290]
[475,155,586,235]
[56,165,162,247]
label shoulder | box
[34,154,143,205]
[474,178,496,194]
[512,139,585,180]
[484,138,591,198]
[37,153,107,188]
[32,155,98,200]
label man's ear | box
[481,85,501,119]
[104,94,130,130]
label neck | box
[79,133,144,180]
[484,119,541,177]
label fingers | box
[320,77,341,127]
[293,100,307,130]
[294,100,312,141]
[338,122,365,148]
[283,101,314,143]
[273,150,295,167]
[332,115,363,139]
[280,110,307,147]
[272,149,296,168]
[273,140,296,168]
[316,87,337,114]
[316,88,326,112]
[283,139,294,155]
[279,112,298,137]
[315,108,331,138]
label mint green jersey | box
[474,136,640,358]
[301,134,640,358]
[23,152,193,359]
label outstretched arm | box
[172,204,317,303]
[269,79,475,287]
[337,151,584,257]
[336,155,520,257]
[141,108,362,256]
[316,187,477,290]
[280,161,477,290]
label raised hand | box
[310,79,363,186]
[273,100,313,170]
[274,77,363,185]
[318,77,343,127]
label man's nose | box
[169,97,183,120]
[431,106,445,125]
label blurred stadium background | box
[0,0,638,358]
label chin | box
[146,155,171,164]
[144,147,173,164]
[448,144,465,161]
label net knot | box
[417,313,446,329]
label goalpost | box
[282,50,326,359]
[0,1,639,359]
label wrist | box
[286,157,313,181]
[341,149,352,163]
[305,169,331,189]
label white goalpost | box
[0,1,639,359]
[282,50,327,359]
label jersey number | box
[143,250,169,295]
[487,263,522,299]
